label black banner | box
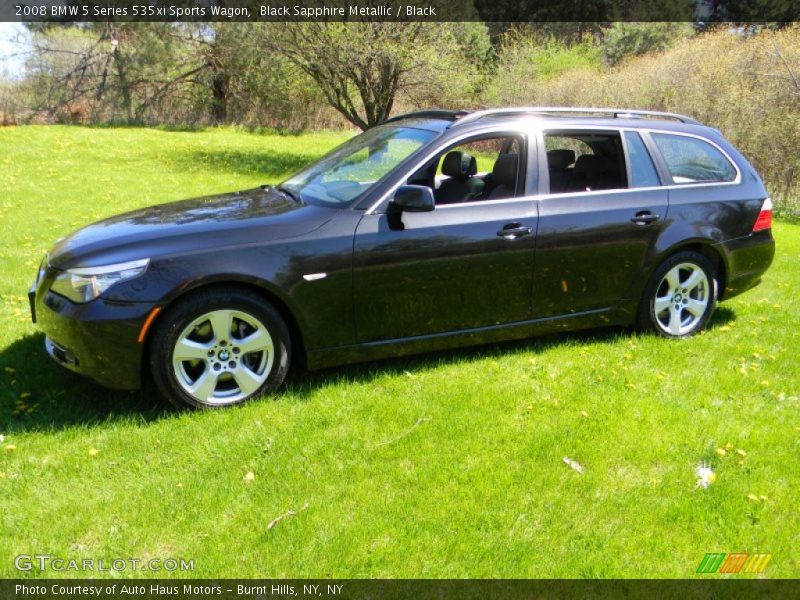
[2,0,800,23]
[2,579,799,600]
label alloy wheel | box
[171,309,275,405]
[652,262,710,336]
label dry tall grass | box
[510,27,800,213]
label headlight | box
[50,258,150,303]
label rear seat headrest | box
[573,154,615,178]
[441,151,477,180]
[492,154,518,187]
[547,149,576,170]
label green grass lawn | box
[1,125,798,579]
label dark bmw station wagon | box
[30,107,775,409]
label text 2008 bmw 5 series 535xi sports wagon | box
[30,107,775,409]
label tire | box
[149,288,291,409]
[636,251,718,338]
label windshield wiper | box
[275,185,303,204]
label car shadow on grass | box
[285,305,738,397]
[0,307,738,432]
[0,333,166,434]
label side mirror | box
[389,185,435,213]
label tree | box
[21,23,203,123]
[263,22,489,130]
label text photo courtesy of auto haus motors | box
[1,1,799,599]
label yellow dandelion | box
[736,449,746,457]
[716,448,727,457]
[19,392,31,399]
[5,444,16,452]
[747,493,759,501]
[759,495,768,501]
[718,325,731,332]
[580,410,589,418]
[761,380,769,387]
[88,448,99,457]
[244,471,255,482]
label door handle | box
[497,223,532,239]
[630,211,660,225]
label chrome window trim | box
[646,129,741,186]
[364,124,742,214]
[536,126,741,199]
[364,125,533,215]
[432,194,539,210]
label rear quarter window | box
[651,133,737,184]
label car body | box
[30,107,776,408]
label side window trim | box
[646,130,741,185]
[619,129,634,188]
[365,129,529,214]
[524,129,539,197]
[541,127,630,195]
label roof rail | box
[451,107,700,127]
[383,109,469,124]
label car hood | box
[48,187,333,270]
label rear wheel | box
[149,289,291,409]
[637,251,717,338]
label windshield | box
[281,125,437,207]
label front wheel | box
[149,288,291,409]
[637,251,718,338]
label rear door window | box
[543,131,627,194]
[651,133,737,184]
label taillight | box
[753,197,773,232]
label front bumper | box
[716,229,776,300]
[31,285,155,390]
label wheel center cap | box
[219,350,230,361]
[674,293,682,301]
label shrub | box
[508,26,800,214]
[601,23,694,66]
[482,32,602,106]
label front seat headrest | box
[441,151,478,180]
[547,149,576,170]
[492,153,518,187]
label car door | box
[352,132,538,343]
[532,128,669,318]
